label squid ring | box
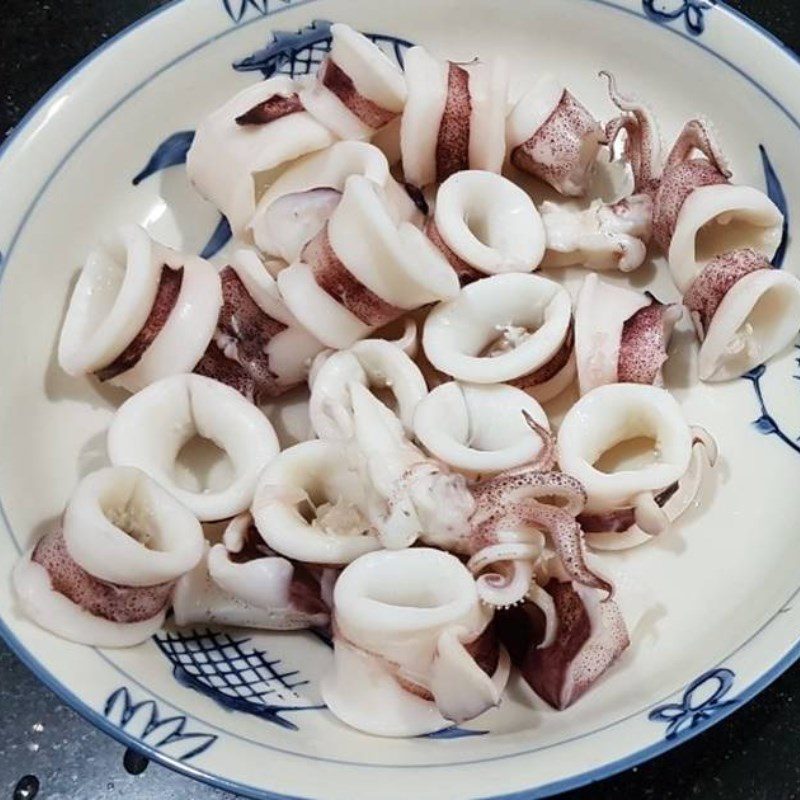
[427,170,546,280]
[252,440,383,565]
[413,382,552,476]
[557,383,693,514]
[422,273,573,388]
[108,374,279,521]
[321,548,509,736]
[13,467,204,647]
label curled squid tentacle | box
[467,542,543,609]
[665,118,732,177]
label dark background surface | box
[0,1,799,798]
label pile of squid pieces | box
[16,24,799,737]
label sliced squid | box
[422,273,575,402]
[58,225,222,393]
[541,195,653,272]
[278,175,459,349]
[298,23,406,141]
[507,75,604,197]
[13,467,204,647]
[575,273,681,395]
[249,141,418,262]
[193,249,323,402]
[186,75,335,235]
[683,249,800,382]
[321,548,510,736]
[401,46,509,187]
[426,171,546,283]
[413,382,553,477]
[172,513,331,630]
[308,338,427,440]
[107,374,279,521]
[582,426,718,550]
[251,439,382,565]
[498,580,629,709]
[557,384,695,530]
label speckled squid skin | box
[234,93,305,126]
[319,59,398,129]
[617,298,681,384]
[511,326,575,389]
[683,248,769,336]
[301,225,402,326]
[511,91,602,196]
[435,63,472,182]
[32,529,173,623]
[95,265,183,382]
[424,218,482,285]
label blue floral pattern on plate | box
[649,668,736,739]
[104,686,218,760]
[642,1,718,35]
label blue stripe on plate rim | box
[0,0,798,798]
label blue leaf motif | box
[223,0,269,23]
[649,668,736,740]
[132,131,195,186]
[423,727,488,740]
[199,215,233,259]
[753,415,779,436]
[103,687,217,761]
[154,629,324,732]
[642,1,717,35]
[759,145,789,268]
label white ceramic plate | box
[1,1,799,798]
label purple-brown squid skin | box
[319,59,398,130]
[683,248,769,337]
[94,265,183,382]
[469,469,611,595]
[235,93,305,126]
[499,579,629,710]
[510,325,575,391]
[32,529,173,624]
[302,226,403,327]
[577,481,680,535]
[511,91,603,197]
[424,219,483,285]
[617,296,682,385]
[436,63,472,183]
[193,267,287,403]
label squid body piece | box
[278,175,458,349]
[426,170,546,283]
[108,374,279,521]
[321,548,510,736]
[541,194,653,272]
[58,224,222,394]
[401,46,509,187]
[13,467,204,647]
[252,439,382,565]
[172,513,331,630]
[249,141,419,263]
[413,382,552,477]
[308,337,427,440]
[575,273,682,395]
[194,248,324,402]
[507,74,604,197]
[186,75,335,235]
[298,23,407,141]
[423,273,576,402]
[558,384,716,546]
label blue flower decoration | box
[154,629,325,731]
[643,1,718,35]
[104,686,217,761]
[649,668,736,739]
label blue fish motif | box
[132,130,195,186]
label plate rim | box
[0,1,798,798]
